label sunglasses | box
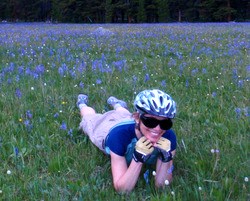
[140,114,173,130]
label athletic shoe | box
[107,96,127,108]
[77,94,88,108]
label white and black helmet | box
[134,89,176,118]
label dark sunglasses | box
[140,115,173,130]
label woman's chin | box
[148,135,161,144]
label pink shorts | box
[79,109,133,152]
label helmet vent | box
[166,102,170,110]
[160,96,164,105]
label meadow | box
[0,22,249,200]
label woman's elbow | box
[155,175,173,188]
[113,182,133,193]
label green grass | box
[0,23,249,200]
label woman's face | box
[135,113,168,145]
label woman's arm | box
[155,150,176,187]
[110,151,143,193]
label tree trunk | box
[227,0,231,22]
[178,9,181,22]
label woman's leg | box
[107,96,130,113]
[77,94,96,117]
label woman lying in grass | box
[77,89,177,193]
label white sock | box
[79,103,87,110]
[114,103,122,110]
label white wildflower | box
[165,180,170,185]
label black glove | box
[133,136,154,163]
[155,137,173,162]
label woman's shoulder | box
[105,121,136,156]
[163,129,176,137]
[110,120,135,131]
[163,129,177,150]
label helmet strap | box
[135,121,145,138]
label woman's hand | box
[133,136,154,163]
[155,137,172,162]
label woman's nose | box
[154,124,162,131]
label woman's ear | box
[132,112,140,123]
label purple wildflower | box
[212,92,217,97]
[179,63,185,76]
[32,73,39,79]
[235,108,241,119]
[96,79,102,84]
[132,75,137,84]
[7,78,12,84]
[191,68,198,76]
[58,64,68,77]
[18,66,25,74]
[144,73,150,82]
[26,110,33,119]
[143,169,149,184]
[58,67,64,77]
[35,64,45,75]
[237,80,244,88]
[60,122,67,130]
[79,81,84,88]
[112,60,126,72]
[168,58,176,67]
[77,61,86,73]
[8,63,15,72]
[243,107,249,117]
[68,129,73,137]
[92,60,103,71]
[246,65,250,73]
[232,68,238,80]
[24,120,30,126]
[167,165,174,174]
[69,69,76,78]
[24,120,33,131]
[14,147,19,156]
[15,89,22,99]
[54,113,59,118]
[185,79,189,88]
[25,67,32,76]
[202,68,207,74]
[161,80,166,87]
[15,75,20,82]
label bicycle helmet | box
[134,89,176,118]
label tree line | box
[0,0,249,23]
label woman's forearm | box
[155,159,173,187]
[114,160,143,192]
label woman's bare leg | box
[80,106,96,117]
[77,94,96,117]
[107,96,130,112]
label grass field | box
[0,22,249,201]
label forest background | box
[0,0,249,23]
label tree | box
[137,0,146,22]
[212,0,236,21]
[0,0,249,23]
[156,0,170,22]
[105,0,113,23]
[0,0,9,20]
[169,0,191,22]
